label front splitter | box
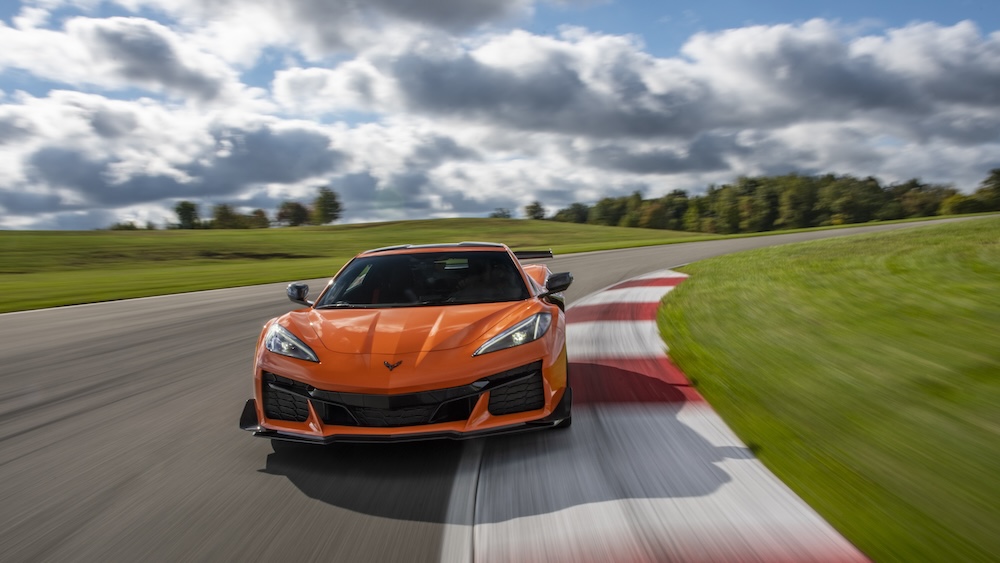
[239,388,571,445]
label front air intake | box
[262,372,310,422]
[488,369,545,415]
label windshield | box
[315,251,530,308]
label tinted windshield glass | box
[315,251,529,308]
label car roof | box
[359,242,510,256]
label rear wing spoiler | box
[514,249,553,260]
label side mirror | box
[287,283,312,306]
[545,272,573,294]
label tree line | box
[117,186,342,230]
[524,169,1000,233]
[109,169,999,232]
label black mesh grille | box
[353,405,438,427]
[488,371,545,415]
[262,372,310,422]
[316,397,475,427]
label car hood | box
[284,301,535,356]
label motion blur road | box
[0,219,974,562]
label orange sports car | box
[239,242,573,444]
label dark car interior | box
[319,252,530,307]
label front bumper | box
[239,386,571,444]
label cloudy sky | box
[1,0,998,229]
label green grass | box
[0,218,707,312]
[658,217,1000,562]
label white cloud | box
[0,91,351,227]
[0,16,242,102]
[2,7,999,229]
[34,0,536,65]
[13,6,51,29]
[273,63,396,115]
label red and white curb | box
[472,270,867,562]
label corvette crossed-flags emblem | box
[384,360,402,371]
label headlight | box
[264,323,319,362]
[474,313,551,356]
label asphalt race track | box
[0,218,978,562]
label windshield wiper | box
[314,301,362,309]
[443,297,483,305]
[410,299,448,306]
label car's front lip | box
[240,387,571,444]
